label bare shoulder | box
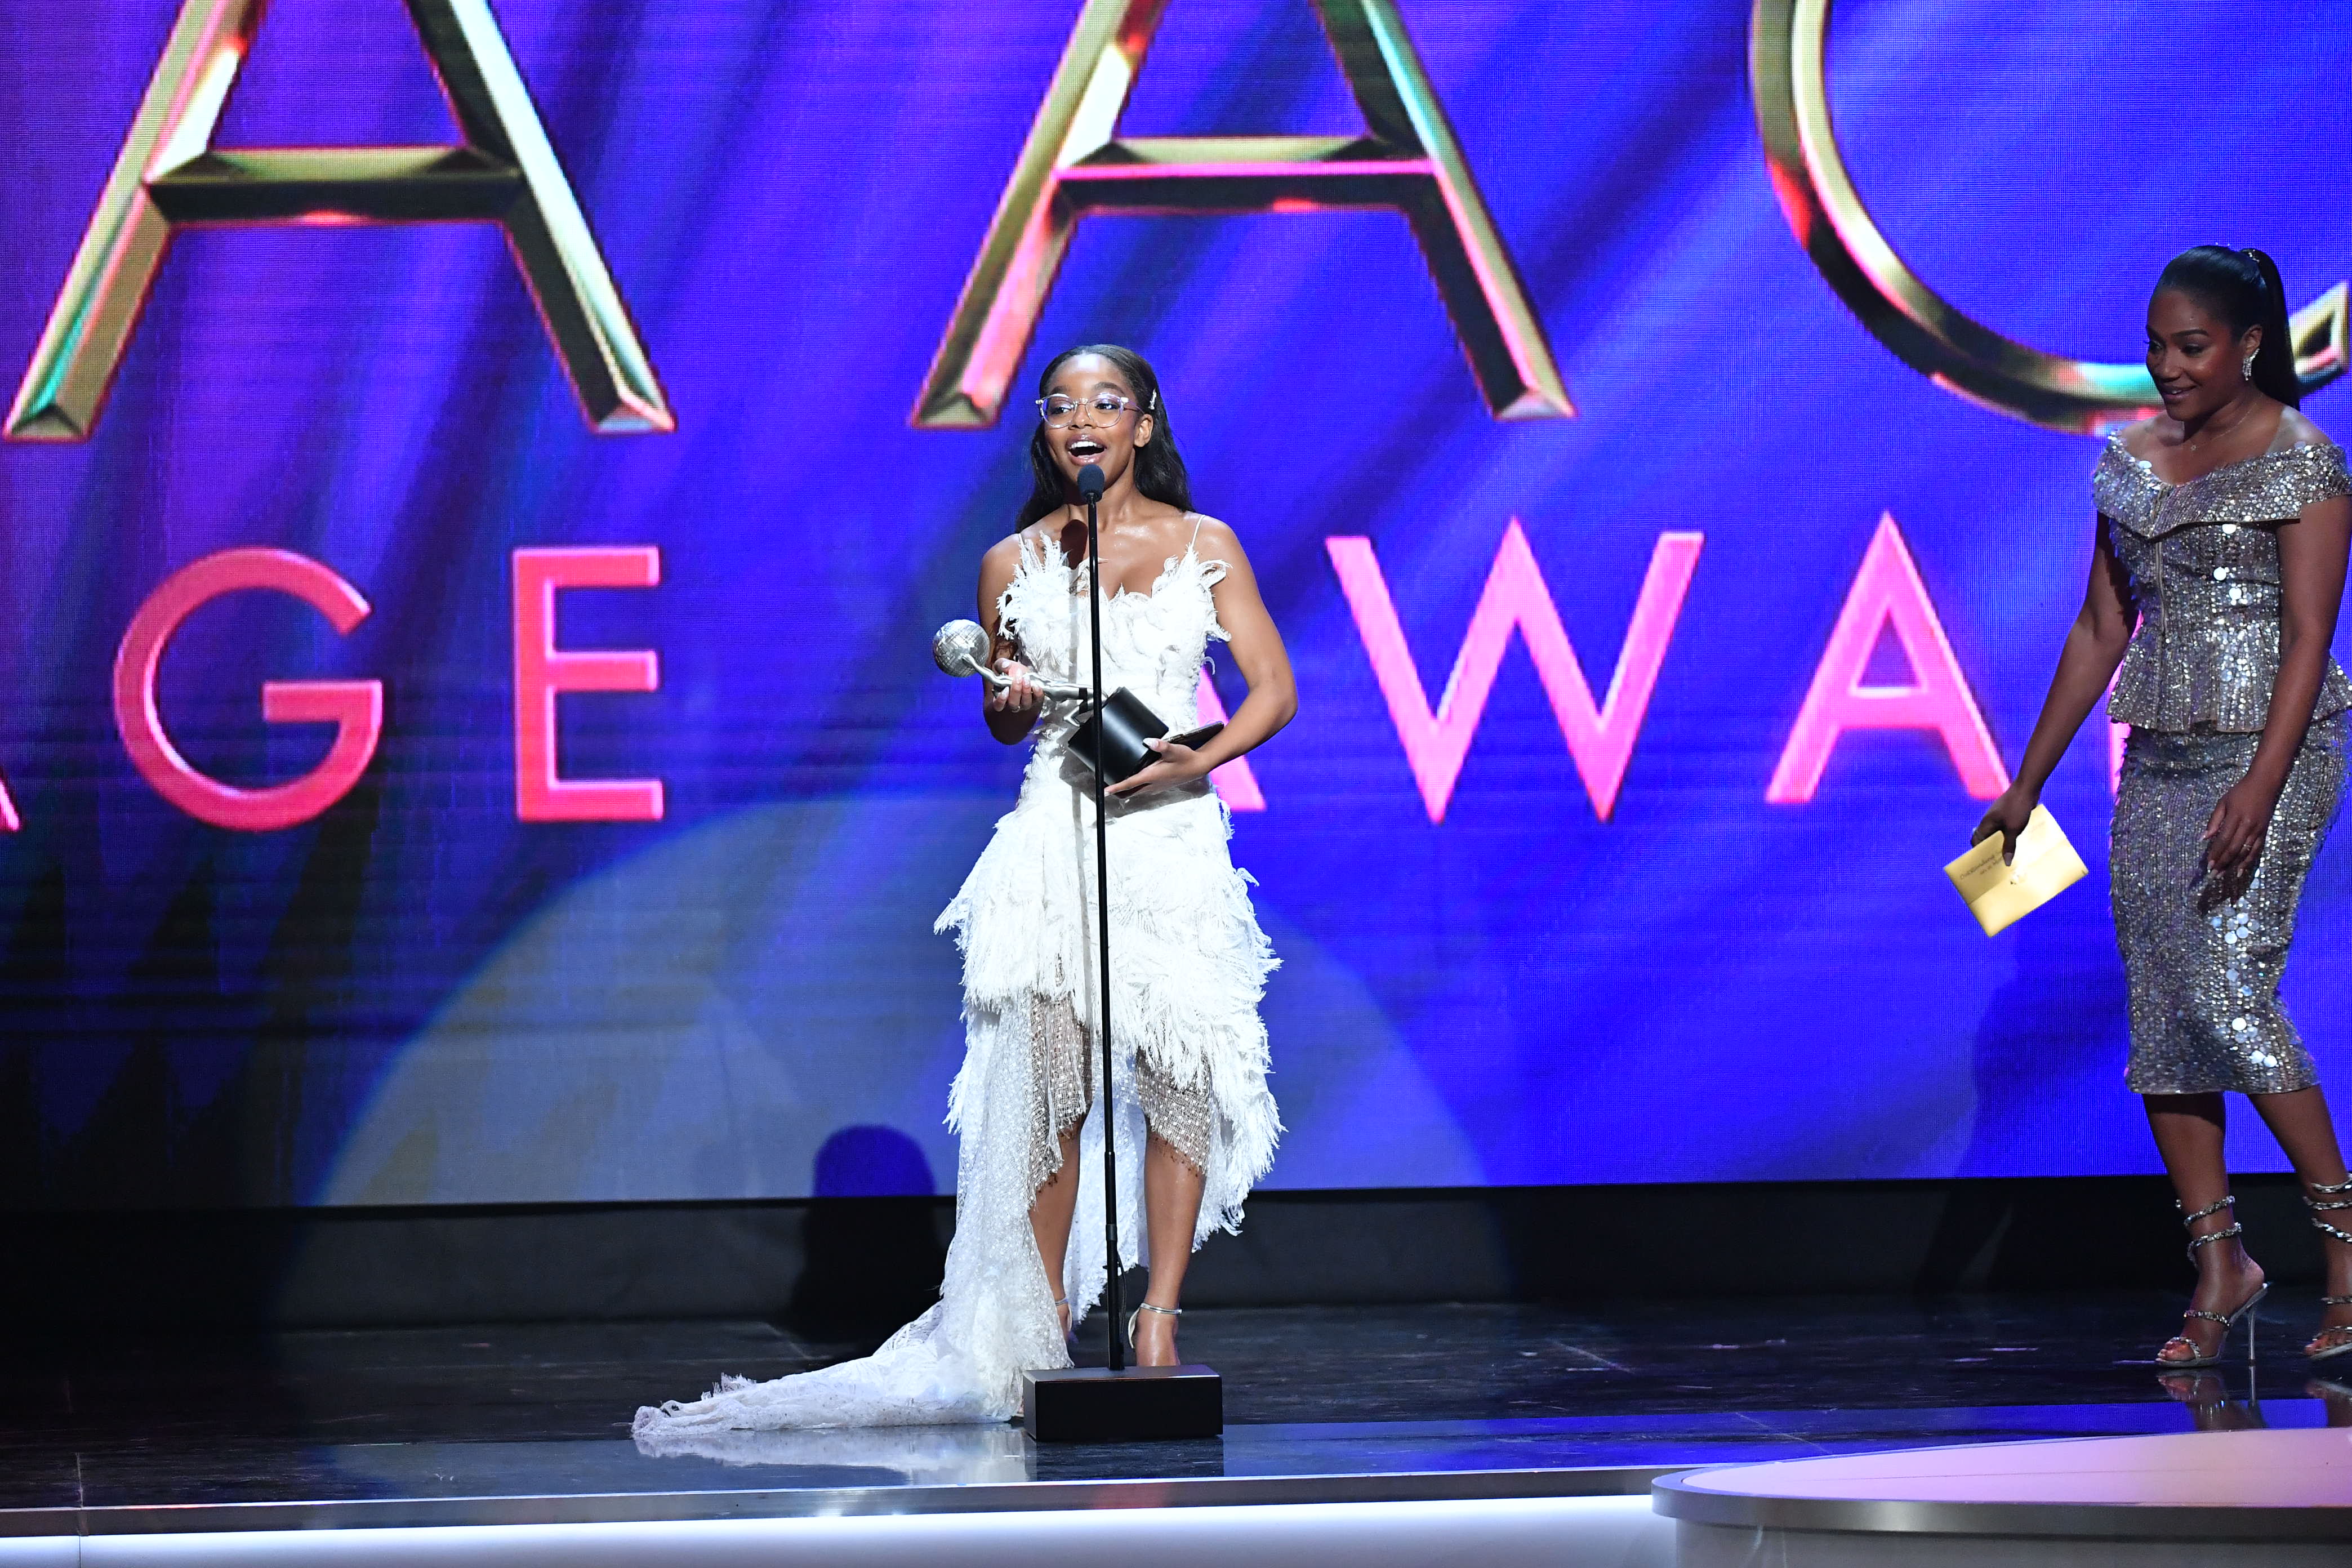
[1186,514,1247,556]
[2276,406,2333,448]
[2115,415,2166,458]
[978,531,1041,612]
[982,528,1039,573]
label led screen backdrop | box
[4,0,2351,1209]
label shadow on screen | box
[783,1125,947,1348]
[1915,922,2150,1292]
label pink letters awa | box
[1327,522,1703,823]
[512,547,665,823]
[1767,513,2008,803]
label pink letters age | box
[1767,513,2007,803]
[1327,521,1704,822]
[83,545,669,834]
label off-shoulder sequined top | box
[2095,433,2352,733]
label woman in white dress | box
[636,345,1294,1438]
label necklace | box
[2180,394,2260,455]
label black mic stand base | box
[1021,1364,1223,1443]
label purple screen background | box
[3,1,2350,1206]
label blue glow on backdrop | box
[3,1,2350,1206]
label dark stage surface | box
[6,1291,2351,1534]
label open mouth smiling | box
[1067,438,1106,461]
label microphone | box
[931,620,1084,700]
[1076,463,1106,504]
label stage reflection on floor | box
[3,1292,2347,1531]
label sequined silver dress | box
[2097,433,2352,1094]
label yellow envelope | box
[1944,804,2088,937]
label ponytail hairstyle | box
[1016,344,1194,527]
[2155,244,2302,407]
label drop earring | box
[2243,349,2259,381]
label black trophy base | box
[1021,1364,1223,1442]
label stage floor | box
[4,1290,2349,1535]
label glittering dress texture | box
[2113,718,2346,1094]
[634,525,1277,1440]
[2096,436,2352,732]
[2095,433,2352,1098]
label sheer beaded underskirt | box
[1029,993,1211,1182]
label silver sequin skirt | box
[2113,715,2347,1095]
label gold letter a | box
[6,0,670,442]
[912,0,1571,428]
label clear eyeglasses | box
[1037,393,1141,427]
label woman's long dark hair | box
[2156,245,2302,408]
[1016,344,1193,527]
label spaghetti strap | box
[1187,513,1205,549]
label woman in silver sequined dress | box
[1977,247,2352,1369]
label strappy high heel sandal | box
[1126,1300,1181,1351]
[2157,1196,2268,1369]
[1054,1297,1073,1342]
[2301,1178,2352,1366]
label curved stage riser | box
[1676,1522,2350,1567]
[1660,1427,2352,1565]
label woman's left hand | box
[1104,737,1211,798]
[2204,776,2279,879]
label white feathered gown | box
[634,532,1280,1439]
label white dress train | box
[634,525,1280,1440]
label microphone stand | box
[1019,464,1219,1442]
[1082,475,1126,1377]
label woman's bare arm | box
[978,534,1044,745]
[1974,514,2138,857]
[1105,519,1297,796]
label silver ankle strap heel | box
[2159,1196,2266,1370]
[2180,1196,2244,1262]
[2305,1177,2352,1246]
[2302,1179,2352,1364]
[1125,1300,1181,1350]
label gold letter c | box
[1750,0,2347,433]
